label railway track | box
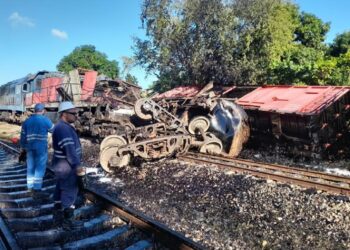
[0,141,203,250]
[179,152,350,196]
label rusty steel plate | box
[236,86,350,115]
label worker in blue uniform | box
[20,103,54,200]
[52,101,86,230]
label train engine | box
[0,69,141,138]
[99,83,250,172]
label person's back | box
[20,103,53,199]
[22,114,52,150]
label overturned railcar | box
[236,86,350,158]
[99,83,250,172]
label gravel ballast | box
[82,140,350,250]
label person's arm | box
[45,117,54,133]
[57,130,80,169]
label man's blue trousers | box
[26,148,48,190]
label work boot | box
[62,207,84,231]
[52,203,64,227]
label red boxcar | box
[236,86,350,158]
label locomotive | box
[0,69,141,138]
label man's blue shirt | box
[20,114,53,151]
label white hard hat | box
[58,101,76,113]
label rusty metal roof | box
[154,86,201,99]
[236,85,350,115]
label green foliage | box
[295,12,330,49]
[268,10,344,85]
[134,0,301,92]
[57,45,119,79]
[135,0,350,91]
[335,51,350,85]
[329,31,350,57]
[125,73,139,85]
[271,49,350,86]
[269,45,324,84]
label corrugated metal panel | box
[15,85,22,106]
[81,71,98,100]
[40,78,50,103]
[25,93,33,106]
[69,70,81,102]
[38,77,63,103]
[46,77,62,102]
[32,93,40,104]
[236,86,350,115]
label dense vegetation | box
[57,45,120,79]
[133,0,350,92]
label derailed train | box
[147,85,350,158]
[99,83,250,172]
[1,71,349,172]
[0,69,141,137]
[99,83,350,172]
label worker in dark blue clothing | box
[52,101,86,230]
[20,103,54,200]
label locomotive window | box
[22,83,29,92]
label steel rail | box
[0,141,20,154]
[179,153,350,196]
[188,152,350,185]
[85,189,203,250]
[0,142,203,250]
[0,142,21,250]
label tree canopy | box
[134,0,350,91]
[125,73,139,85]
[329,31,350,57]
[57,45,120,79]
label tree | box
[125,73,139,85]
[135,0,347,89]
[329,31,350,57]
[295,12,330,50]
[134,0,299,92]
[269,11,331,85]
[57,45,120,78]
[269,45,324,85]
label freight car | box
[0,69,141,137]
[236,85,350,158]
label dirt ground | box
[0,122,21,141]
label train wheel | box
[100,135,127,152]
[200,141,223,154]
[100,146,131,172]
[134,98,153,120]
[188,116,210,135]
[124,122,135,132]
[200,133,223,155]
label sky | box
[0,0,349,89]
